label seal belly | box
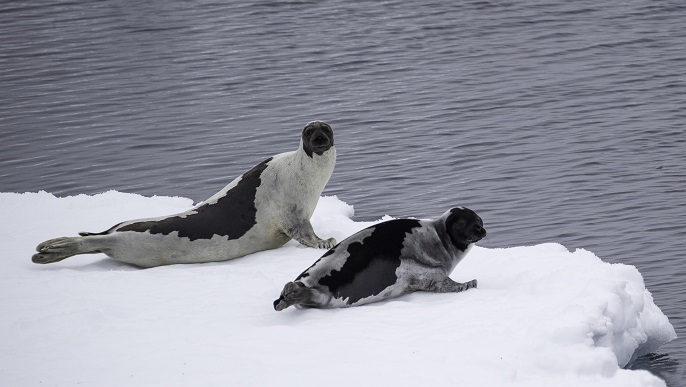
[102,224,289,267]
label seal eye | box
[304,128,314,137]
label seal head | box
[445,207,487,251]
[302,121,334,157]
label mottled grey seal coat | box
[274,207,486,310]
[33,121,337,268]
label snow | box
[0,191,676,386]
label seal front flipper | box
[409,277,478,293]
[282,218,336,249]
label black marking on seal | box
[79,221,125,236]
[295,248,335,281]
[317,219,421,305]
[117,158,272,241]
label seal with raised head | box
[33,121,337,268]
[273,207,486,310]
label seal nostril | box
[313,136,328,147]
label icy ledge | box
[0,191,676,386]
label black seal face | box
[445,207,487,251]
[301,121,334,157]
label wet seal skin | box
[32,121,337,268]
[274,207,486,310]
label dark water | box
[1,0,685,384]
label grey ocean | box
[1,0,684,384]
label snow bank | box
[0,191,676,386]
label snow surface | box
[0,191,676,386]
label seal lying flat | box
[274,207,486,310]
[33,121,337,268]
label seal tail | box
[273,281,311,311]
[32,236,100,264]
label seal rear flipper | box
[32,236,99,264]
[273,298,289,311]
[32,251,73,264]
[273,281,312,311]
